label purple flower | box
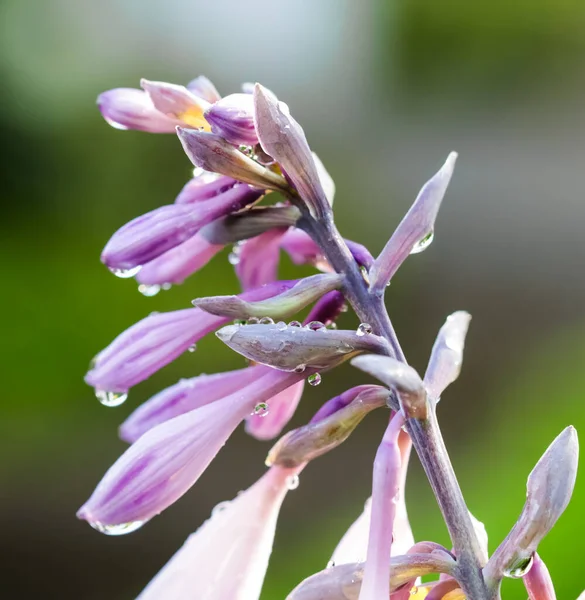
[186,75,222,103]
[205,93,258,146]
[174,173,238,204]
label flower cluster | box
[80,74,580,600]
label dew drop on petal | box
[286,474,300,490]
[306,320,325,331]
[95,389,128,407]
[211,500,231,516]
[307,373,322,386]
[288,320,302,328]
[293,364,306,373]
[89,520,145,535]
[109,265,142,279]
[138,284,161,297]
[326,560,336,569]
[228,252,240,265]
[233,318,247,326]
[187,344,197,353]
[247,317,260,324]
[252,402,269,417]
[259,316,274,324]
[276,321,287,330]
[356,323,372,336]
[504,555,534,579]
[161,282,172,291]
[410,230,434,254]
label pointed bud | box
[351,355,427,419]
[195,273,343,320]
[368,153,457,295]
[523,553,557,600]
[200,205,301,244]
[216,323,390,372]
[267,386,388,467]
[186,75,221,103]
[177,128,288,192]
[423,311,471,402]
[485,427,579,586]
[254,84,330,219]
[141,79,210,129]
[204,93,258,146]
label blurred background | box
[1,0,584,598]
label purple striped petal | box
[205,93,258,146]
[174,174,237,204]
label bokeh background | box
[1,0,584,598]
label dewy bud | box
[351,355,428,419]
[254,84,331,219]
[423,311,471,402]
[194,273,343,320]
[485,426,579,586]
[216,323,390,372]
[204,93,258,146]
[267,386,388,467]
[199,205,301,244]
[368,152,457,295]
[177,128,288,192]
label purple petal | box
[310,385,386,424]
[523,553,557,600]
[246,380,305,441]
[186,75,222,103]
[368,153,457,294]
[97,88,180,133]
[174,174,237,204]
[78,369,303,527]
[205,93,258,146]
[136,233,223,286]
[253,84,330,219]
[120,367,259,442]
[235,229,287,290]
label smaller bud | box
[267,387,388,467]
[195,273,343,320]
[523,553,557,600]
[177,129,288,192]
[204,93,258,146]
[423,311,471,402]
[485,426,579,587]
[199,205,301,244]
[351,355,428,419]
[216,323,390,372]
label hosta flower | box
[81,71,579,600]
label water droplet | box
[288,320,302,327]
[228,252,240,265]
[308,373,322,386]
[247,317,260,324]
[410,231,434,254]
[360,266,370,284]
[138,284,161,297]
[89,520,145,535]
[276,321,287,330]
[286,474,300,490]
[326,560,336,569]
[293,364,306,373]
[252,402,270,417]
[211,500,231,516]
[356,323,372,336]
[306,320,325,331]
[95,389,128,407]
[340,303,349,313]
[504,555,534,579]
[233,318,247,326]
[161,282,172,291]
[259,316,274,325]
[187,344,197,353]
[109,266,142,279]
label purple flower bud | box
[368,153,458,295]
[216,323,390,372]
[119,367,259,443]
[266,386,388,468]
[523,553,557,600]
[86,280,298,392]
[305,290,346,326]
[200,205,301,244]
[141,79,210,129]
[253,84,331,219]
[351,355,427,419]
[485,426,579,587]
[186,75,221,103]
[174,174,237,204]
[194,273,343,320]
[136,233,223,286]
[205,93,258,146]
[77,369,304,529]
[234,229,286,290]
[246,380,305,441]
[177,128,288,192]
[423,311,471,402]
[97,88,181,133]
[310,385,388,424]
[102,185,262,270]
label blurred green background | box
[1,0,584,598]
